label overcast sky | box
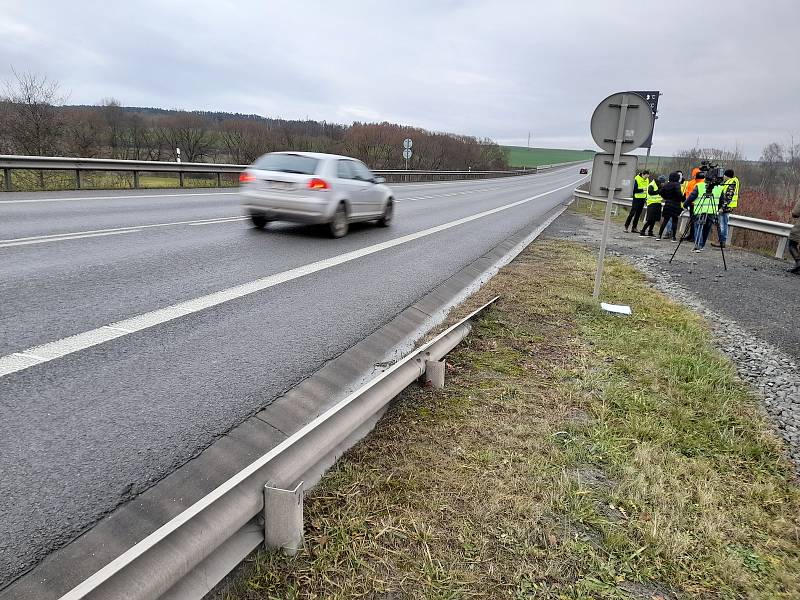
[2,0,798,158]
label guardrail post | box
[75,169,82,190]
[38,170,45,190]
[424,359,446,389]
[264,482,304,555]
[133,171,140,188]
[216,172,222,187]
[3,168,10,192]
[179,171,185,188]
[776,237,788,260]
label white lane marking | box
[0,176,584,380]
[0,229,139,248]
[0,191,238,205]
[188,217,248,226]
[0,216,248,248]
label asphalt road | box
[0,166,586,586]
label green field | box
[503,146,595,168]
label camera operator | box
[788,197,800,274]
[713,169,740,248]
[685,171,724,251]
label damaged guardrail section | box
[55,297,498,600]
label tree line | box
[0,70,509,171]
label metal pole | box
[644,146,651,170]
[593,94,629,300]
[4,168,11,192]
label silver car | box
[239,151,395,238]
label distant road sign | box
[403,138,413,149]
[590,92,654,154]
[402,148,413,160]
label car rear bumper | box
[241,190,334,224]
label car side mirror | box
[373,176,385,184]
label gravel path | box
[548,210,800,469]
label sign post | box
[402,138,413,170]
[589,92,655,300]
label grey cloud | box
[1,0,798,157]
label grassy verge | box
[218,239,799,600]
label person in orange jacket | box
[681,167,703,242]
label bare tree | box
[1,69,67,155]
[63,108,104,157]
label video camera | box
[699,160,726,186]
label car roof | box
[269,151,359,161]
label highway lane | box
[0,166,587,586]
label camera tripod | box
[669,212,728,270]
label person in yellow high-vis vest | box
[640,175,665,236]
[714,169,740,248]
[625,170,649,233]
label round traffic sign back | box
[590,92,654,154]
[402,148,413,160]
[403,138,413,149]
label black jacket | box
[657,181,684,217]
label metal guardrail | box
[36,298,497,600]
[0,154,586,191]
[573,187,794,259]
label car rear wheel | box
[377,199,393,227]
[251,214,269,229]
[328,203,349,238]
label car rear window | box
[253,153,320,175]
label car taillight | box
[239,171,255,183]
[308,178,329,190]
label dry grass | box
[217,240,800,600]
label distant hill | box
[503,146,594,168]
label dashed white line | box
[0,229,140,248]
[0,176,584,379]
[0,216,248,248]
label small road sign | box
[402,148,412,160]
[403,138,413,149]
